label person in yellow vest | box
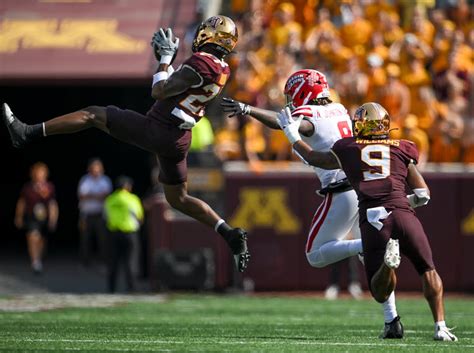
[104,176,144,293]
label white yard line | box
[4,337,472,348]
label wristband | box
[152,71,168,86]
[160,55,173,65]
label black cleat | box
[2,103,29,148]
[380,316,404,339]
[227,228,250,273]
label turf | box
[0,294,473,352]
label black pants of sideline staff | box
[107,231,136,293]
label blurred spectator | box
[268,2,303,53]
[78,158,112,266]
[324,257,363,301]
[340,4,373,57]
[366,54,387,102]
[367,32,389,63]
[15,162,58,274]
[335,56,368,115]
[375,64,410,138]
[380,12,404,46]
[400,114,430,169]
[409,6,435,45]
[104,176,143,293]
[400,57,432,116]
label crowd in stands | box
[212,0,473,166]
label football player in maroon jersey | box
[2,15,250,272]
[277,102,458,341]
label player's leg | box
[399,213,457,341]
[2,103,109,147]
[26,230,43,273]
[162,181,249,272]
[370,261,397,303]
[305,191,362,268]
[44,106,108,135]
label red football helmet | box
[284,69,330,110]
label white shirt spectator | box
[78,175,112,215]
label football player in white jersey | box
[222,69,402,339]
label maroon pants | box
[105,106,191,185]
[360,208,435,289]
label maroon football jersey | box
[331,137,419,213]
[20,182,56,220]
[148,51,230,124]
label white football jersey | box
[293,103,352,188]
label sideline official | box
[104,176,143,293]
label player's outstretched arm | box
[277,107,338,169]
[293,141,339,169]
[221,98,313,135]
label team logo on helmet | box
[192,15,238,55]
[284,69,330,110]
[353,102,390,139]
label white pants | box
[305,190,361,268]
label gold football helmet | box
[353,102,390,139]
[192,15,238,54]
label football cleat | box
[348,282,363,300]
[324,285,339,300]
[380,316,404,339]
[434,326,458,341]
[2,103,29,148]
[384,238,401,269]
[227,228,250,272]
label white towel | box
[367,207,392,231]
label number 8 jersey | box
[296,103,352,188]
[331,137,419,213]
[148,51,230,125]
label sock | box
[382,291,398,323]
[26,123,44,140]
[435,321,446,329]
[215,219,233,242]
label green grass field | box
[0,294,473,352]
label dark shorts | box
[24,216,48,236]
[360,208,435,288]
[105,106,192,185]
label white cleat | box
[3,103,14,125]
[324,285,339,300]
[384,239,401,269]
[434,326,458,341]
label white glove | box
[276,107,303,145]
[152,28,179,58]
[407,188,430,208]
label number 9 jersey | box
[296,103,352,188]
[330,137,419,214]
[148,51,230,126]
